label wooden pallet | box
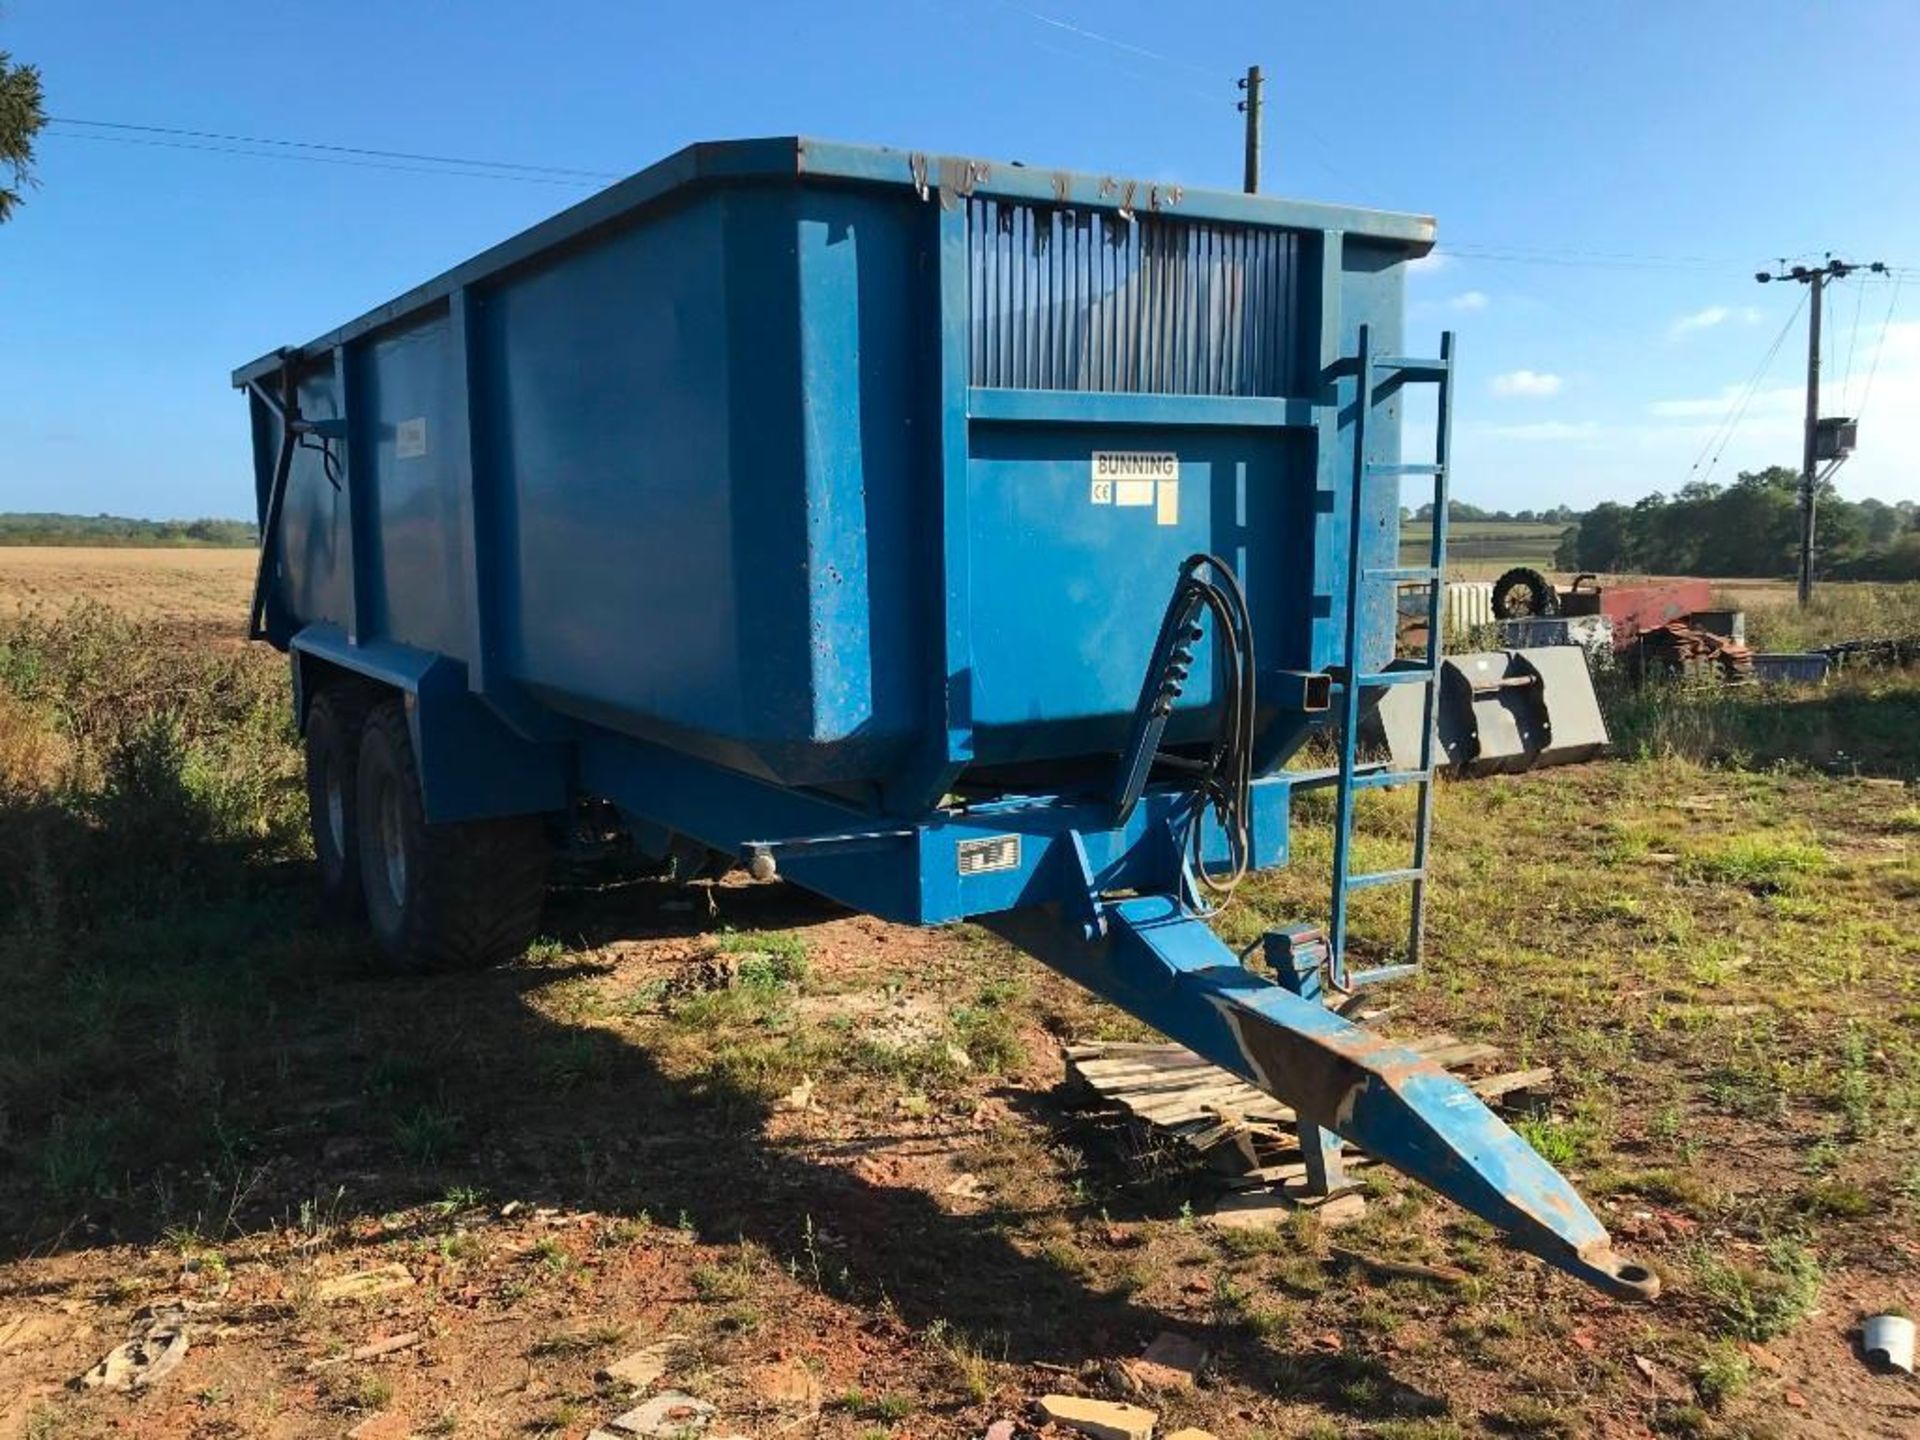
[1065,1035,1552,1176]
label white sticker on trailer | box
[956,834,1021,876]
[1090,451,1180,525]
[395,417,428,459]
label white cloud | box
[1648,383,1798,420]
[1490,369,1564,398]
[1448,290,1489,313]
[1669,305,1762,340]
[1406,249,1448,275]
[1480,420,1604,442]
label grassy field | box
[1401,522,1568,579]
[0,554,1916,1439]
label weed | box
[1494,1396,1576,1437]
[947,979,1027,1074]
[603,1215,650,1247]
[530,1323,627,1357]
[434,1184,487,1215]
[1588,1167,1718,1215]
[1692,1238,1822,1341]
[296,1185,348,1243]
[1515,1115,1600,1167]
[350,1372,394,1411]
[718,929,811,989]
[1688,832,1829,891]
[1373,1421,1466,1440]
[838,1389,915,1422]
[530,1235,573,1275]
[1838,1027,1875,1138]
[39,1111,116,1200]
[391,1104,463,1166]
[1693,1341,1752,1409]
[523,936,569,965]
[1038,1234,1090,1279]
[691,1246,757,1301]
[925,1318,998,1403]
[538,1034,605,1091]
[1797,1177,1873,1218]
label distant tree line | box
[0,513,257,547]
[1552,467,1920,581]
[1402,501,1579,524]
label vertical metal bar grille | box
[966,198,1298,396]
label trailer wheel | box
[304,685,375,917]
[354,700,549,972]
[1492,566,1560,619]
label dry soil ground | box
[1,550,1917,1440]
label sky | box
[3,0,1920,520]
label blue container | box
[236,138,1435,924]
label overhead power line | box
[45,116,619,185]
[40,115,1920,283]
[1684,287,1806,485]
[1854,273,1906,425]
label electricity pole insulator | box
[1754,257,1887,606]
[1237,65,1263,195]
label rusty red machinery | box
[1555,575,1714,648]
[1492,569,1719,651]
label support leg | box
[1265,925,1350,1196]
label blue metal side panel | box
[271,369,352,633]
[793,186,925,775]
[354,311,471,663]
[963,420,1311,764]
[1337,243,1408,678]
[474,188,812,780]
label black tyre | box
[354,700,549,972]
[1492,566,1560,619]
[304,685,375,917]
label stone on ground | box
[605,1390,715,1437]
[599,1334,684,1389]
[1123,1331,1207,1390]
[1036,1393,1157,1440]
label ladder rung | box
[1350,768,1429,791]
[1372,355,1448,379]
[1356,667,1436,687]
[1345,867,1425,892]
[1367,565,1438,582]
[1366,462,1445,477]
[1346,963,1420,989]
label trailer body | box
[237,138,1654,1301]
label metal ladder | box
[1327,326,1455,989]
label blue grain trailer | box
[235,137,1655,1302]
